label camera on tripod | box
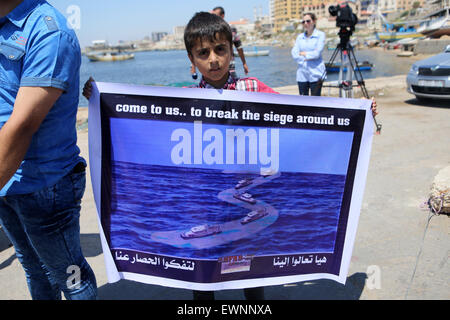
[328,2,358,30]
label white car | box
[406,45,450,101]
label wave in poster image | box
[108,161,346,259]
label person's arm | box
[291,36,305,64]
[303,32,325,61]
[0,86,62,189]
[236,48,249,75]
[231,27,249,75]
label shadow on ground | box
[80,233,103,258]
[69,232,369,299]
[404,97,450,108]
[97,272,367,300]
[0,227,12,253]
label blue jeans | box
[0,167,97,300]
[298,81,322,96]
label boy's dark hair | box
[213,6,225,16]
[184,11,232,55]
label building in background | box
[151,32,168,43]
[271,0,353,32]
[271,0,363,32]
[396,0,425,11]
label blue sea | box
[79,46,415,107]
[108,161,346,259]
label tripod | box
[320,27,382,133]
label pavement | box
[0,75,449,300]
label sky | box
[48,0,270,48]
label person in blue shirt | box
[0,0,97,300]
[291,13,326,96]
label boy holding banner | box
[82,11,377,300]
[183,11,275,301]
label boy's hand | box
[371,97,378,117]
[82,77,94,100]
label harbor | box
[76,43,442,107]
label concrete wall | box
[414,39,450,54]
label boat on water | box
[397,51,414,57]
[87,51,135,62]
[234,48,269,57]
[241,208,268,225]
[417,0,450,38]
[325,61,374,72]
[233,192,256,204]
[180,224,221,239]
[376,30,424,42]
[371,6,423,42]
[235,178,253,189]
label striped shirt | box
[195,74,278,94]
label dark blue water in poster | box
[109,161,346,259]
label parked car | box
[406,45,450,101]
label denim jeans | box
[298,81,322,96]
[0,167,97,300]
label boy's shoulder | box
[185,75,278,94]
[235,77,279,94]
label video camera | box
[328,2,358,30]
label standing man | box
[0,0,97,300]
[212,6,249,78]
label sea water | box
[109,161,346,259]
[79,46,415,106]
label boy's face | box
[188,34,232,88]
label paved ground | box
[0,77,448,300]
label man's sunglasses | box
[302,19,312,24]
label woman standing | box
[291,13,326,96]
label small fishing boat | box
[325,61,374,73]
[397,51,414,57]
[417,1,450,38]
[234,48,269,57]
[372,7,423,42]
[87,51,135,62]
[375,30,423,42]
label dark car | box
[407,45,450,101]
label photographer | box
[291,13,326,96]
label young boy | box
[81,11,377,301]
[184,11,277,94]
[184,11,273,301]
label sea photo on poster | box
[108,118,353,259]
